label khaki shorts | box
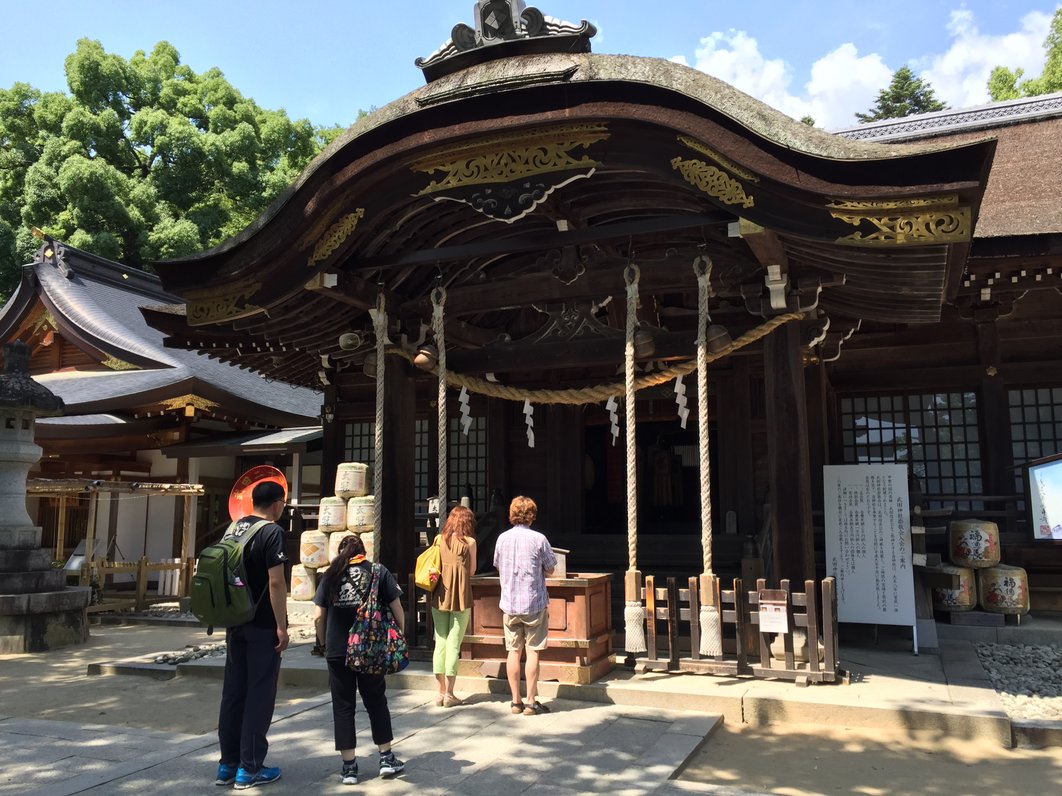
[502,608,550,651]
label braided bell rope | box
[432,287,448,528]
[694,255,723,656]
[371,296,387,561]
[622,263,647,654]
[624,264,640,573]
[389,311,803,405]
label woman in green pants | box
[431,505,477,706]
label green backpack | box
[190,519,269,633]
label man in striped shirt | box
[493,495,557,716]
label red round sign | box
[228,465,288,521]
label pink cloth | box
[493,525,557,615]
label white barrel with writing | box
[335,462,371,499]
[290,565,316,601]
[318,496,348,532]
[357,531,376,563]
[949,519,1000,569]
[346,495,374,532]
[328,530,358,562]
[978,564,1030,615]
[931,564,976,612]
[299,530,329,569]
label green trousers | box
[431,607,471,676]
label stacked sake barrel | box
[931,519,1029,616]
[291,462,375,600]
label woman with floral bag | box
[430,505,477,707]
[313,534,405,786]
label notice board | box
[823,464,916,628]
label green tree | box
[0,39,344,298]
[988,8,1062,100]
[855,65,947,123]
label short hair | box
[509,495,537,526]
[251,481,285,510]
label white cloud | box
[918,9,1054,109]
[677,30,891,129]
[672,8,1055,130]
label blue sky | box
[0,1,1058,130]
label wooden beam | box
[348,211,733,271]
[737,218,788,269]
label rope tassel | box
[622,264,647,655]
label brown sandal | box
[510,701,525,714]
[523,701,550,716]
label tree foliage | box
[855,66,947,123]
[0,40,343,298]
[988,8,1062,101]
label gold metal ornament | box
[411,123,610,195]
[677,136,759,182]
[185,281,262,326]
[307,209,366,266]
[671,156,755,209]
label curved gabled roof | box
[0,244,320,425]
[144,50,996,389]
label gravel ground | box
[976,642,1062,722]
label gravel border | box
[975,643,1062,722]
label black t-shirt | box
[227,516,288,629]
[313,560,403,659]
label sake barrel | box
[328,530,358,562]
[978,564,1030,615]
[335,462,371,499]
[930,564,977,612]
[949,519,1000,569]
[358,531,376,563]
[346,495,375,532]
[290,565,316,601]
[318,496,348,532]
[299,530,329,569]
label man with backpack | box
[214,481,289,789]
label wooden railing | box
[88,557,193,613]
[637,575,844,686]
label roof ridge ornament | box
[417,1,597,83]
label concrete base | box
[0,602,90,653]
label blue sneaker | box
[215,763,237,785]
[379,751,404,777]
[234,766,282,789]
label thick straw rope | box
[623,264,647,654]
[371,296,387,562]
[432,287,448,528]
[390,311,803,405]
[694,256,722,655]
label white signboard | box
[824,464,916,628]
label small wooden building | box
[141,4,1061,610]
[0,243,322,565]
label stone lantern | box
[0,341,90,652]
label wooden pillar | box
[172,458,189,557]
[805,360,830,537]
[80,491,99,587]
[321,386,341,501]
[381,358,416,579]
[764,322,815,585]
[545,405,584,535]
[717,361,756,536]
[975,318,1014,500]
[56,495,68,561]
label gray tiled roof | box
[832,91,1062,142]
[2,246,320,424]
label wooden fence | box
[638,575,845,686]
[87,557,193,614]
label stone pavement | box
[2,691,722,796]
[1,612,1060,795]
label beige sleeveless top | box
[431,535,476,612]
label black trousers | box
[218,624,281,772]
[326,657,393,751]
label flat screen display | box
[1026,453,1062,542]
